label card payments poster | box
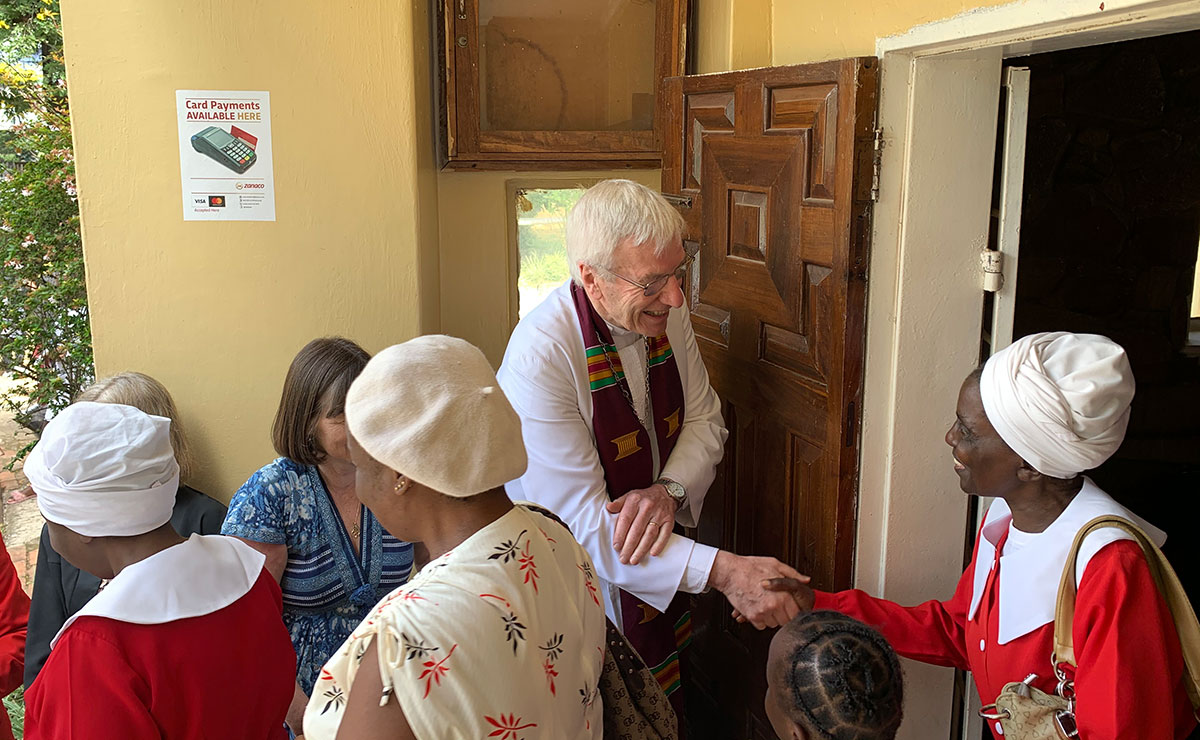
[176,90,275,221]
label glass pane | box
[479,0,656,132]
[516,187,585,318]
[1193,237,1200,318]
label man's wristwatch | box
[655,478,686,511]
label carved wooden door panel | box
[661,59,878,738]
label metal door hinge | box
[662,193,693,209]
[870,128,884,202]
[981,249,1004,292]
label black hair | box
[780,611,904,740]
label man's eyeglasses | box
[601,246,698,297]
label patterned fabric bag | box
[600,618,679,740]
[983,674,1075,739]
[979,516,1200,740]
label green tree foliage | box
[516,187,583,287]
[0,0,91,463]
[1,0,67,118]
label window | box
[1193,237,1200,319]
[1189,238,1200,353]
[507,182,588,320]
[440,0,687,170]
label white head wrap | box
[346,335,527,498]
[979,332,1134,480]
[26,401,180,537]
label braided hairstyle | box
[775,611,903,740]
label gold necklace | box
[351,513,361,540]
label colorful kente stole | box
[571,282,693,717]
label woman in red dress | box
[768,332,1196,740]
[0,533,29,740]
[21,401,296,739]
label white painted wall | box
[859,47,1003,740]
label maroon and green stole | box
[571,282,693,713]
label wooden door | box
[661,59,878,738]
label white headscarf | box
[25,401,179,537]
[980,332,1134,479]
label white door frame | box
[992,65,1032,354]
[856,2,1200,738]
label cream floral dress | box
[303,504,606,740]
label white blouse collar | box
[52,534,265,648]
[968,478,1166,644]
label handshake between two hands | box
[709,551,815,630]
[607,485,815,631]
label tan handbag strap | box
[1053,515,1200,713]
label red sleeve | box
[0,532,31,697]
[811,556,976,670]
[24,629,162,740]
[1072,539,1191,740]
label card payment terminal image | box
[190,126,258,174]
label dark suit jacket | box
[22,485,228,689]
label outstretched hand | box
[730,575,815,624]
[709,552,812,629]
[606,484,677,565]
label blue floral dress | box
[222,458,414,695]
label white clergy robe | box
[498,281,728,625]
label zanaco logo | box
[235,182,266,190]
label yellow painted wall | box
[438,169,660,367]
[771,0,1014,63]
[698,0,1020,70]
[696,0,773,73]
[412,2,444,335]
[695,0,733,73]
[60,0,439,501]
[730,0,773,70]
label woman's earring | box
[394,476,408,493]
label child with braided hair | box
[765,611,904,740]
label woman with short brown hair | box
[223,337,415,738]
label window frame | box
[441,0,688,171]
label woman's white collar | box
[51,534,265,648]
[968,479,1165,644]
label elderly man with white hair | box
[498,179,808,722]
[768,332,1198,740]
[21,401,296,739]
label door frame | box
[859,1,1200,738]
